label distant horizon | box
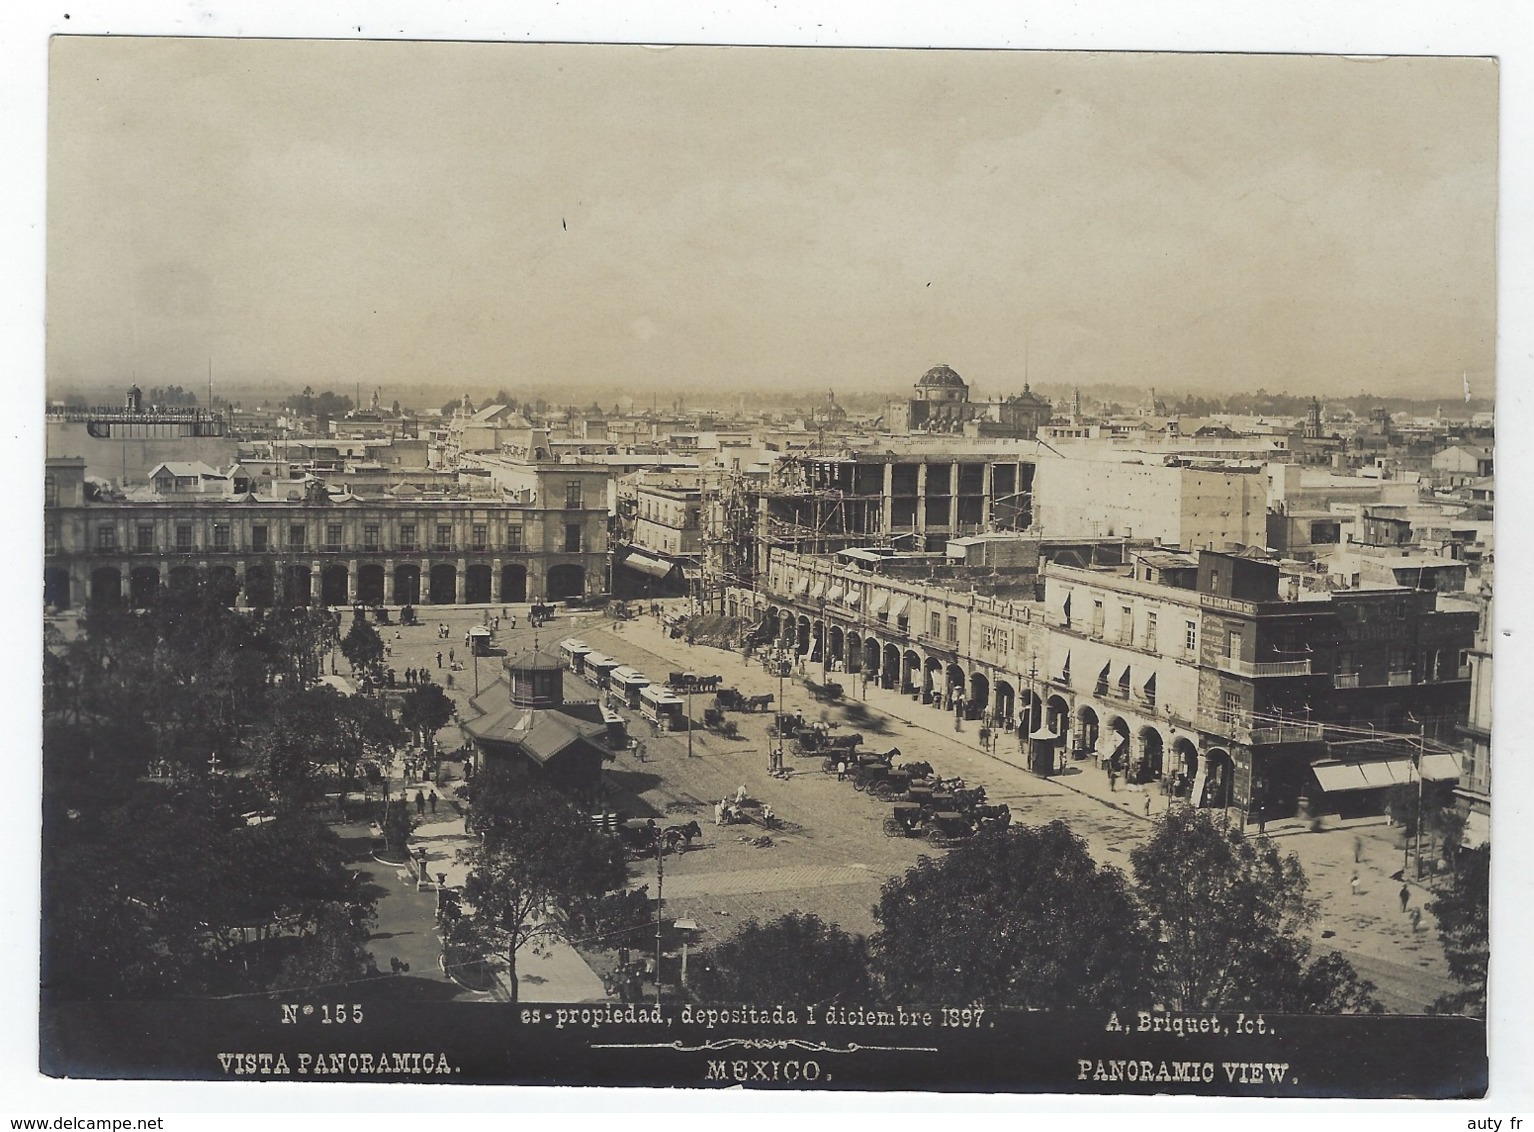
[44,375,1496,418]
[46,41,1497,404]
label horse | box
[663,820,703,851]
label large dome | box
[917,364,967,389]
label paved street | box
[373,600,1459,1013]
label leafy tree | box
[694,913,873,1005]
[250,686,400,811]
[454,771,625,1002]
[871,822,1155,1009]
[340,620,384,677]
[400,682,455,753]
[1131,806,1379,1013]
[1427,844,1489,1017]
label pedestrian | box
[1354,835,1364,863]
[1400,883,1410,913]
[449,648,455,664]
[636,741,646,763]
[837,759,847,782]
[736,785,747,806]
[1107,769,1118,793]
[1350,871,1361,897]
[415,789,426,816]
[428,789,437,815]
[713,801,724,826]
[1143,792,1152,817]
[1409,907,1422,932]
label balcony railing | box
[1216,657,1313,678]
[1333,671,1361,689]
[1457,664,1472,679]
[1387,670,1414,686]
[1200,711,1325,745]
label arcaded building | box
[43,455,609,610]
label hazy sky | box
[46,39,1498,401]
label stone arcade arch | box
[922,655,943,703]
[968,671,990,719]
[1045,694,1071,738]
[321,565,349,606]
[500,564,527,603]
[168,565,199,596]
[1019,689,1044,736]
[90,566,122,606]
[1171,737,1200,799]
[245,564,275,608]
[465,563,492,604]
[865,637,884,680]
[1135,726,1165,785]
[810,621,825,663]
[429,563,457,605]
[208,565,239,606]
[44,567,71,609]
[1104,715,1132,771]
[1076,705,1101,757]
[1202,747,1235,809]
[357,564,386,606]
[393,564,421,606]
[285,565,313,606]
[845,630,861,673]
[129,566,160,608]
[993,679,1016,728]
[546,563,585,601]
[902,649,921,694]
[828,625,845,668]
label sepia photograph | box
[15,1,1533,1116]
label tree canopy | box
[1131,807,1379,1013]
[693,913,873,1006]
[1428,844,1489,1017]
[400,682,455,752]
[453,769,626,1002]
[42,578,386,1000]
[872,822,1156,1009]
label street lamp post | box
[686,681,694,759]
[654,837,665,1003]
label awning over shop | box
[870,592,890,615]
[843,590,862,608]
[1420,751,1463,781]
[1311,760,1372,793]
[826,586,845,604]
[887,595,909,619]
[625,552,676,580]
[794,578,811,597]
[1462,808,1490,849]
[1309,753,1455,793]
[810,580,828,601]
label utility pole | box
[654,837,665,1003]
[686,680,694,759]
[1414,719,1427,880]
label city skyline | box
[46,41,1498,402]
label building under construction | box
[701,448,1038,606]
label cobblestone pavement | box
[378,602,1460,1013]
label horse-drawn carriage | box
[769,711,805,738]
[796,728,864,757]
[616,818,703,857]
[667,671,722,693]
[529,602,556,626]
[802,677,844,703]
